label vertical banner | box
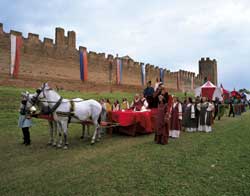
[10,34,22,78]
[116,58,122,84]
[177,72,180,90]
[80,50,88,81]
[191,75,194,90]
[141,63,146,86]
[160,68,164,83]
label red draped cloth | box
[37,114,54,121]
[111,109,158,136]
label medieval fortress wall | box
[0,23,218,92]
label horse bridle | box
[32,85,63,113]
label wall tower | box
[199,57,218,86]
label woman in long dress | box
[169,96,182,138]
[197,97,214,132]
[154,95,169,145]
[183,97,197,132]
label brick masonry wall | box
[0,23,208,93]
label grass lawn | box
[0,86,250,196]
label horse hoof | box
[57,144,62,148]
[63,146,68,150]
[52,143,57,147]
[47,142,52,146]
[91,141,95,145]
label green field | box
[0,86,250,196]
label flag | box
[160,68,164,83]
[10,34,22,78]
[80,50,88,81]
[116,58,122,84]
[191,75,194,90]
[177,72,180,90]
[141,63,146,86]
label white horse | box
[24,92,58,146]
[26,92,91,146]
[31,83,102,149]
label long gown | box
[169,102,182,138]
[183,103,197,132]
[197,102,214,132]
[154,103,169,145]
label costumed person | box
[160,87,169,104]
[100,99,107,134]
[112,100,120,111]
[154,77,161,91]
[121,98,130,110]
[140,94,149,111]
[154,95,169,145]
[181,98,187,131]
[130,94,143,111]
[152,82,163,108]
[105,99,112,112]
[143,81,154,108]
[197,97,214,132]
[169,96,182,138]
[195,97,201,130]
[183,97,197,132]
[228,97,235,117]
[18,95,33,145]
[104,98,112,135]
[213,97,222,120]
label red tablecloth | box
[111,109,158,136]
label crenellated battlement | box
[0,22,217,92]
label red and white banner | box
[10,34,22,78]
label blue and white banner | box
[141,63,146,86]
[160,68,164,83]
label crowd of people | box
[18,79,249,146]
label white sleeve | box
[191,105,195,119]
[144,100,149,109]
[178,103,182,120]
[207,103,214,111]
[197,103,201,111]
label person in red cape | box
[154,95,169,145]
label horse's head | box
[33,83,51,103]
[20,91,37,114]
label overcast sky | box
[1,0,250,90]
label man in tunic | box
[213,97,222,120]
[154,95,169,145]
[152,82,163,108]
[169,96,182,138]
[183,97,197,132]
[197,97,214,132]
[143,81,154,108]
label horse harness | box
[56,100,82,124]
